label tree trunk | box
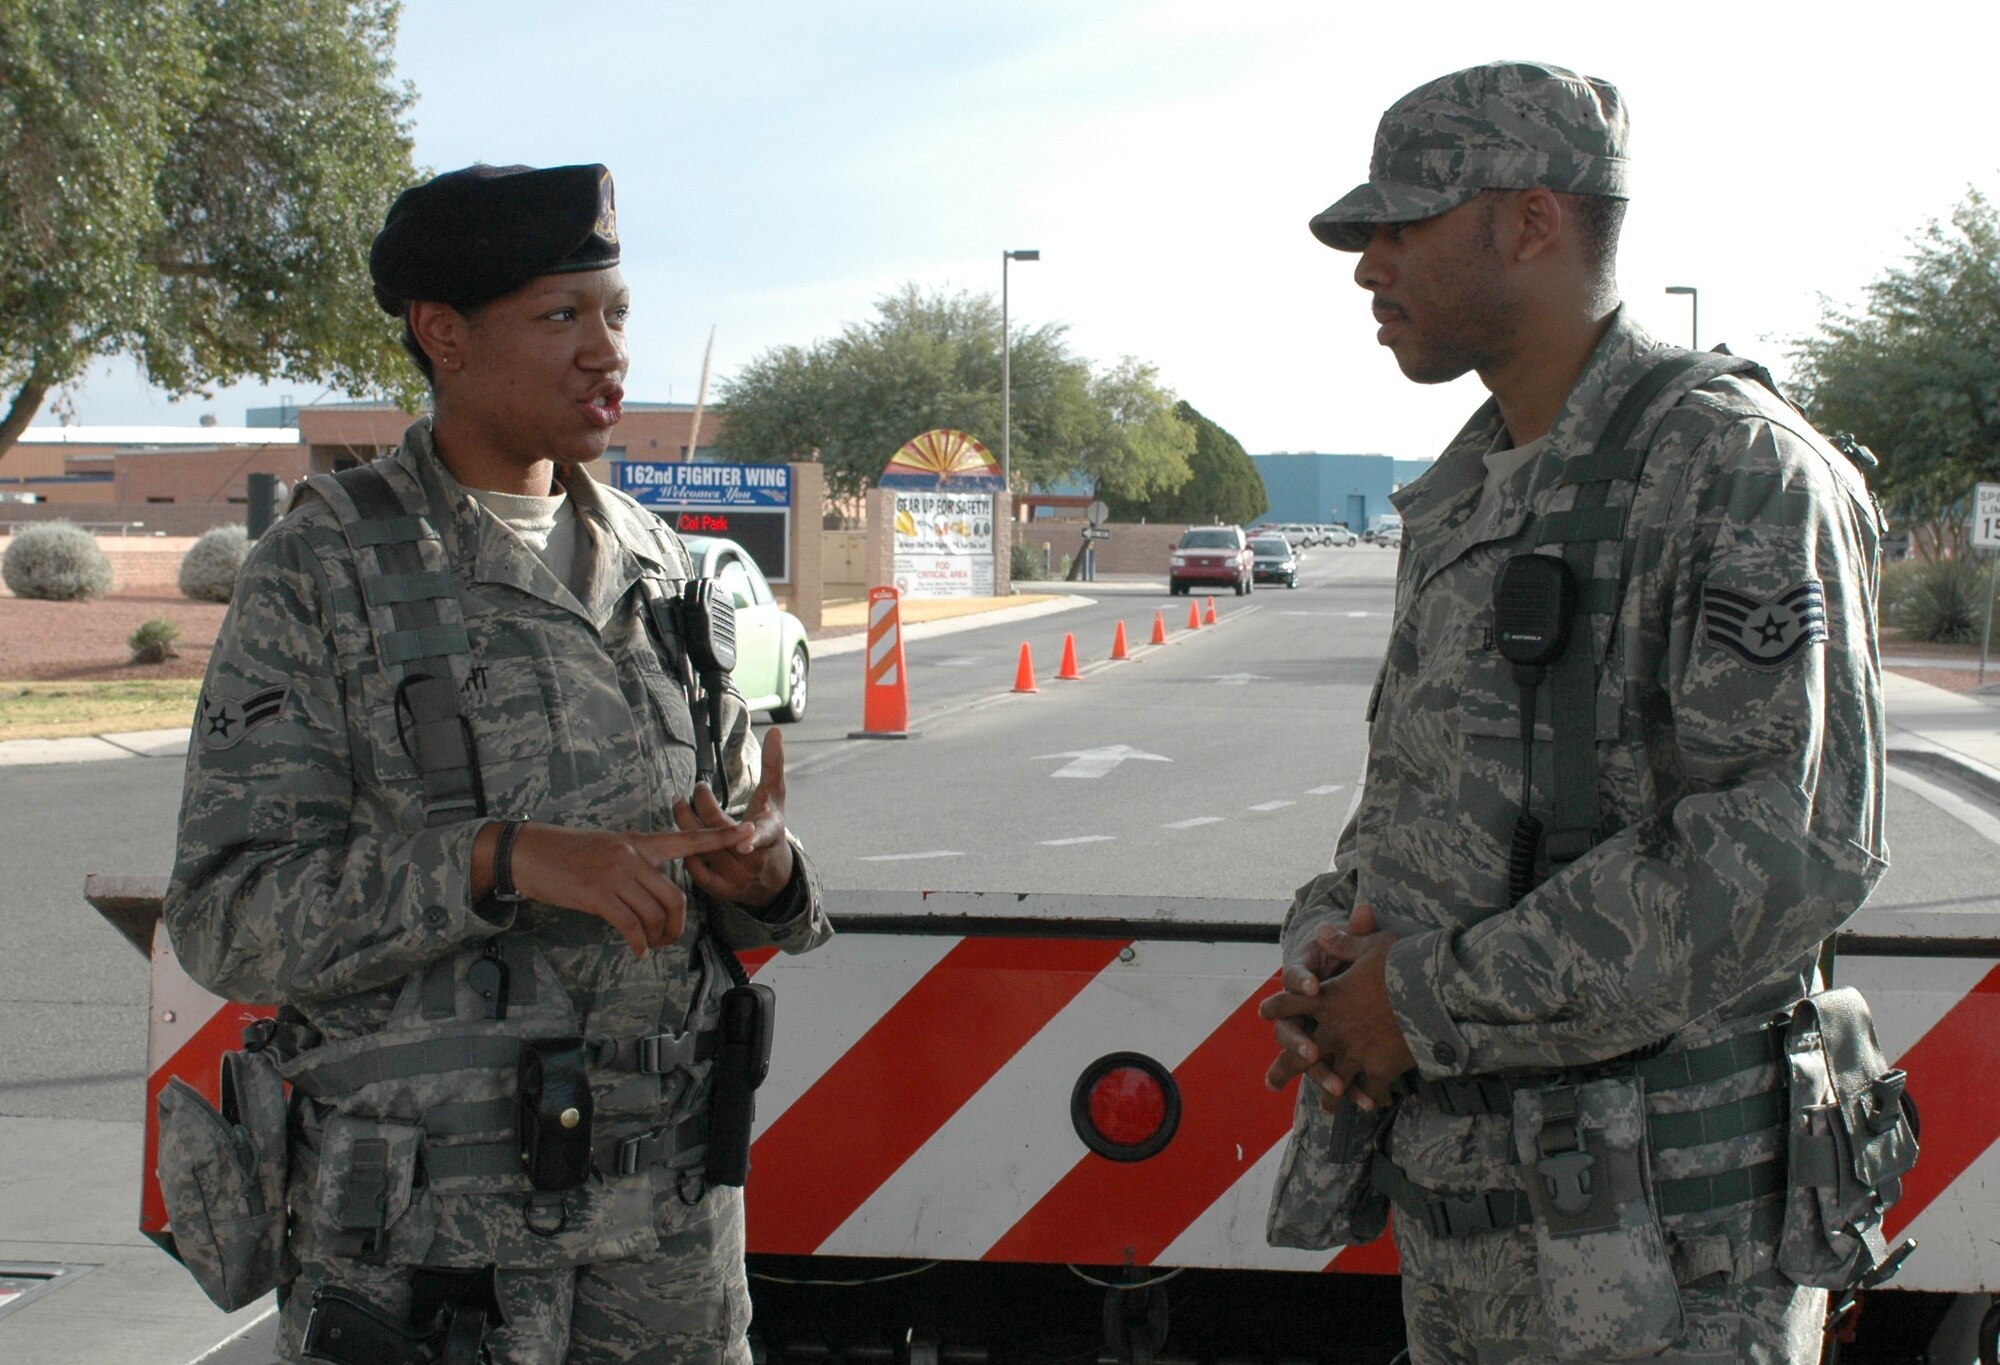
[0,368,53,471]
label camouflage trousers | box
[275,1185,753,1365]
[1398,1227,1828,1364]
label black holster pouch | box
[518,1036,593,1191]
[301,1286,437,1365]
[706,983,776,1187]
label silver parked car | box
[680,534,811,722]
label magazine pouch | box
[1265,1087,1393,1250]
[1777,988,1919,1290]
[1513,1076,1682,1359]
[155,1047,289,1310]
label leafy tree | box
[716,283,1188,505]
[0,0,419,462]
[1792,187,2000,559]
[1105,400,1266,526]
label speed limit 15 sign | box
[1977,484,2000,550]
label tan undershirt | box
[1478,432,1549,517]
[473,487,589,603]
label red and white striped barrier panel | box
[134,893,2000,1293]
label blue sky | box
[57,0,2000,464]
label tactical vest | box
[268,457,728,1269]
[1367,350,1915,1299]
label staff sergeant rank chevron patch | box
[198,685,290,750]
[1702,581,1827,668]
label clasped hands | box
[476,727,796,957]
[1259,903,1417,1113]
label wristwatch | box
[492,819,529,904]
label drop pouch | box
[155,1047,289,1310]
[1265,1085,1393,1250]
[1512,1076,1682,1360]
[1776,987,1919,1290]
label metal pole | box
[1001,252,1011,492]
[1691,291,1699,351]
[1982,554,1997,686]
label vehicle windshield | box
[1250,537,1289,553]
[1179,529,1238,549]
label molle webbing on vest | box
[323,463,481,827]
[1529,351,1760,863]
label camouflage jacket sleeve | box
[697,657,834,956]
[164,516,508,1005]
[1385,408,1888,1076]
[1279,814,1361,968]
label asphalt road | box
[4,540,1999,1362]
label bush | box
[128,616,183,664]
[1010,540,1044,582]
[179,525,251,602]
[1885,556,1999,643]
[1,521,113,601]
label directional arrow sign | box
[1033,745,1173,779]
[1208,673,1272,686]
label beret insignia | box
[1702,581,1827,668]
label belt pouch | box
[1512,1076,1682,1360]
[518,1037,593,1191]
[154,1047,289,1310]
[1777,988,1919,1289]
[706,983,775,1187]
[1265,1086,1393,1250]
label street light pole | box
[1665,285,1699,350]
[1001,249,1040,497]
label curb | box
[1886,745,2000,810]
[810,594,1092,658]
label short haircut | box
[1567,193,1626,275]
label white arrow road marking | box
[1208,673,1272,686]
[856,850,964,862]
[1248,800,1295,812]
[1039,835,1117,846]
[1307,784,1346,795]
[1163,816,1225,829]
[1033,745,1173,779]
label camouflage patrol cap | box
[369,163,620,314]
[1309,61,1629,252]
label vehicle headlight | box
[1170,554,1186,566]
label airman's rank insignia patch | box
[198,685,290,750]
[1703,581,1827,668]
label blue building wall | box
[1249,452,1433,531]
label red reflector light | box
[1088,1066,1167,1146]
[1070,1052,1181,1161]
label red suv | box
[1169,525,1254,596]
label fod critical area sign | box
[894,492,994,598]
[617,461,792,581]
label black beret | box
[369,163,620,314]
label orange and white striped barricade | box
[849,585,917,739]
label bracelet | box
[492,819,528,904]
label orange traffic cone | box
[1057,632,1082,680]
[849,585,918,738]
[1187,601,1202,630]
[1110,620,1130,660]
[1204,596,1218,625]
[1012,642,1039,693]
[1150,610,1168,645]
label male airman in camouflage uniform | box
[1260,63,1886,1362]
[167,164,831,1364]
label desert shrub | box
[1,521,113,601]
[179,525,251,602]
[1010,540,1044,582]
[128,616,184,664]
[1886,555,1998,643]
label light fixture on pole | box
[1001,249,1041,497]
[1665,285,1698,350]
